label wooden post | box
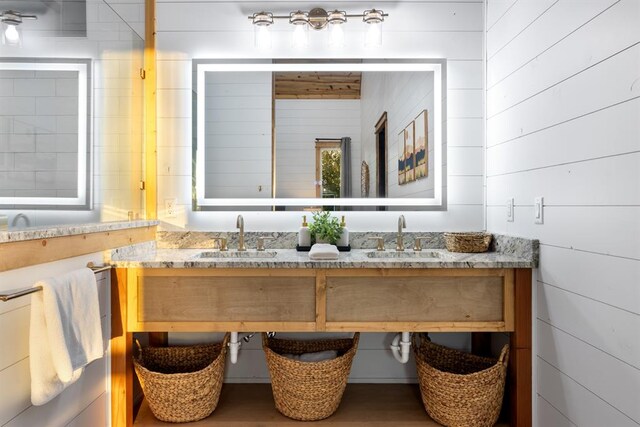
[509,268,532,427]
[111,269,133,427]
[144,0,157,220]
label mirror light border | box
[195,59,445,208]
[0,60,90,208]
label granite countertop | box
[0,220,159,243]
[110,247,536,269]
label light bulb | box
[365,21,382,48]
[254,24,271,49]
[328,23,344,48]
[291,24,308,48]
[3,23,21,46]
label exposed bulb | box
[254,24,271,49]
[328,23,344,48]
[365,22,382,48]
[3,24,20,45]
[291,24,308,48]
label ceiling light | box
[1,10,37,47]
[248,7,387,49]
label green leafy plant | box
[308,211,343,245]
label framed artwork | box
[398,130,405,185]
[414,110,428,179]
[404,121,415,182]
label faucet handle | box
[368,236,385,251]
[413,236,431,252]
[212,237,228,252]
[256,236,274,251]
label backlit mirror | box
[0,59,90,209]
[193,59,446,210]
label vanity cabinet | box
[125,268,514,334]
[114,267,531,427]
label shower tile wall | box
[0,70,79,198]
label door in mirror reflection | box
[315,140,341,199]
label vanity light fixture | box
[1,10,37,47]
[249,8,387,49]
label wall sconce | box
[1,11,37,47]
[249,8,387,49]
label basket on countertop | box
[133,333,229,423]
[444,232,492,253]
[262,332,360,421]
[413,334,509,427]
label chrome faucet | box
[236,214,246,251]
[396,215,406,251]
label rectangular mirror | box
[193,59,446,210]
[0,59,90,209]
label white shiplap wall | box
[203,71,272,199]
[155,0,485,382]
[155,0,485,231]
[360,71,436,199]
[0,254,111,427]
[275,99,361,199]
[485,0,640,426]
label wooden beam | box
[112,268,134,427]
[315,270,327,331]
[274,72,361,99]
[0,226,156,272]
[144,0,157,219]
[325,321,507,333]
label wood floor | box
[135,384,510,426]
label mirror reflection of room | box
[201,68,436,208]
[0,0,145,228]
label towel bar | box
[0,263,112,302]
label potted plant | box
[308,211,343,245]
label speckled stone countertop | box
[110,246,537,269]
[0,220,159,243]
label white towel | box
[29,268,104,406]
[283,350,338,362]
[309,243,340,260]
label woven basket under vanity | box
[133,334,229,423]
[413,334,509,427]
[444,232,492,253]
[262,333,360,421]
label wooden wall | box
[485,1,640,425]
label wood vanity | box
[111,263,532,427]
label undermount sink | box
[193,251,278,259]
[366,251,441,259]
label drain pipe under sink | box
[390,332,411,363]
[229,332,241,364]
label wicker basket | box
[133,333,229,423]
[413,334,509,427]
[444,232,492,253]
[262,333,360,421]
